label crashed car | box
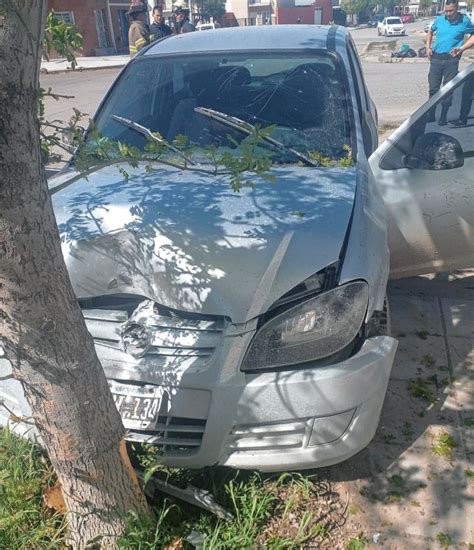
[1,27,473,471]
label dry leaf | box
[43,480,67,513]
[163,538,184,550]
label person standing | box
[128,3,151,57]
[174,6,195,33]
[150,6,172,41]
[426,0,474,124]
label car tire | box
[378,28,381,35]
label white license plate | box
[109,382,166,430]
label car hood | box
[52,163,357,323]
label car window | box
[379,74,474,171]
[387,18,402,24]
[92,51,353,165]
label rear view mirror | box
[404,132,464,170]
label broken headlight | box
[241,281,368,371]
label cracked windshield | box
[91,51,353,167]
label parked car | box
[400,13,414,24]
[424,20,434,32]
[368,14,384,28]
[378,16,406,36]
[1,27,473,472]
[196,21,220,31]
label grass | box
[0,429,347,549]
[431,431,457,460]
[407,377,436,403]
[0,428,65,549]
[436,531,453,549]
[465,469,474,483]
[346,534,368,550]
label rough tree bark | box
[0,2,148,546]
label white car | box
[378,17,406,36]
[196,22,220,31]
[1,27,473,472]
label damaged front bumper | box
[83,300,397,471]
[0,301,397,472]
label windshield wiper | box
[194,107,318,167]
[111,115,196,165]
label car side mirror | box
[403,132,464,170]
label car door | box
[369,65,474,279]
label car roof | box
[143,25,348,57]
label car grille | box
[81,296,226,370]
[225,419,311,453]
[79,296,221,456]
[126,416,207,455]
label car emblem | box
[121,321,152,358]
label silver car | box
[1,27,473,471]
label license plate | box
[109,381,166,430]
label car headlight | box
[241,281,368,372]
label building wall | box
[276,1,332,24]
[49,0,113,56]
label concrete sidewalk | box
[41,55,129,73]
[330,270,474,549]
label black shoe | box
[438,117,447,126]
[449,119,467,127]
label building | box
[226,0,333,26]
[48,0,160,56]
[229,0,274,25]
[276,0,333,24]
[48,0,116,56]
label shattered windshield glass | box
[92,51,353,165]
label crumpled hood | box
[51,163,356,323]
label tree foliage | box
[195,0,226,21]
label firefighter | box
[128,3,151,57]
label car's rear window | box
[92,51,353,165]
[387,18,402,24]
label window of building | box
[53,11,75,25]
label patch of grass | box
[403,421,414,441]
[411,500,421,507]
[408,377,436,403]
[421,354,436,368]
[389,474,404,488]
[465,469,474,483]
[431,432,457,459]
[382,433,396,444]
[346,534,368,550]
[416,329,429,340]
[436,531,453,549]
[463,417,474,427]
[0,428,65,549]
[1,430,345,549]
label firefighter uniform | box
[129,20,150,57]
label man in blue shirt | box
[426,0,474,124]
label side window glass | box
[380,74,474,171]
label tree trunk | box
[0,2,148,547]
